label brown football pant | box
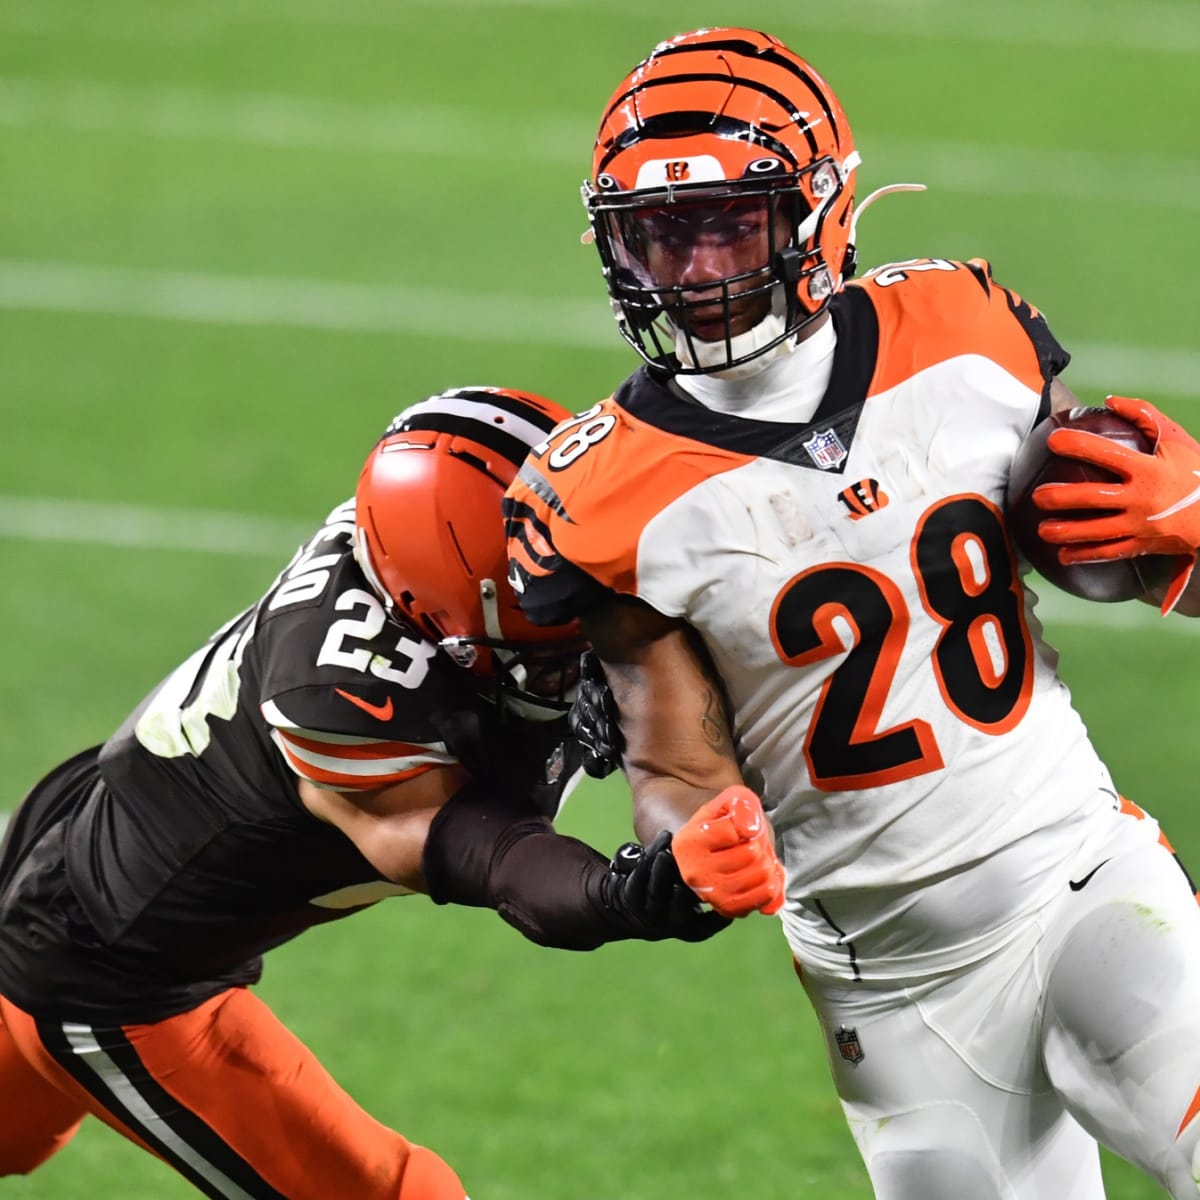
[0,987,467,1199]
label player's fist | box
[1034,396,1200,613]
[671,787,786,918]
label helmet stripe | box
[444,388,561,434]
[650,40,842,144]
[391,391,553,449]
[598,45,841,159]
[600,110,803,175]
[391,411,535,470]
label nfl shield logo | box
[803,428,847,470]
[835,1025,865,1066]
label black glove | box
[568,652,625,779]
[600,830,731,944]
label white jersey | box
[507,258,1116,981]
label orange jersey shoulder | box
[505,390,752,618]
[851,257,1068,398]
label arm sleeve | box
[421,780,626,951]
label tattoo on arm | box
[582,596,741,782]
[700,687,732,751]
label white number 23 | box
[317,589,436,687]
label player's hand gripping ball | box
[1006,405,1176,603]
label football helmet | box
[355,387,583,719]
[583,28,861,378]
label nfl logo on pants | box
[836,1025,864,1066]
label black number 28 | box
[769,495,1032,791]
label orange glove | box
[671,786,785,918]
[1033,395,1200,614]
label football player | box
[505,28,1200,1200]
[0,387,727,1200]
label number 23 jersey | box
[0,499,580,1021]
[507,259,1117,978]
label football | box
[1005,405,1173,602]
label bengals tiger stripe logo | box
[837,478,889,520]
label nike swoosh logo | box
[335,689,394,721]
[1068,858,1111,891]
[1150,471,1200,522]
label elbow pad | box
[421,780,622,951]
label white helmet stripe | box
[399,393,550,452]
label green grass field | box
[2,1,1199,1195]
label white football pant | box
[800,804,1200,1198]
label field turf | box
[1,2,1198,1196]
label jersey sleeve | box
[503,499,618,627]
[973,259,1070,386]
[260,692,458,791]
[251,556,468,791]
[860,257,1070,421]
[504,389,753,626]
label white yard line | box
[2,0,1199,56]
[0,495,1196,638]
[0,495,311,557]
[1,259,1197,400]
[1,79,1199,212]
[0,79,582,162]
[0,259,615,346]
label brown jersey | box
[0,502,582,1023]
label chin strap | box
[849,182,927,247]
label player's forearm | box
[470,822,626,951]
[583,609,745,827]
[628,774,730,843]
[420,781,632,950]
[616,666,745,840]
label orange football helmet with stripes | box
[584,28,861,377]
[355,387,584,717]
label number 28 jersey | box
[506,259,1117,980]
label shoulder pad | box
[505,388,751,615]
[851,257,1068,397]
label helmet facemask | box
[439,579,585,723]
[583,27,873,378]
[356,537,584,723]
